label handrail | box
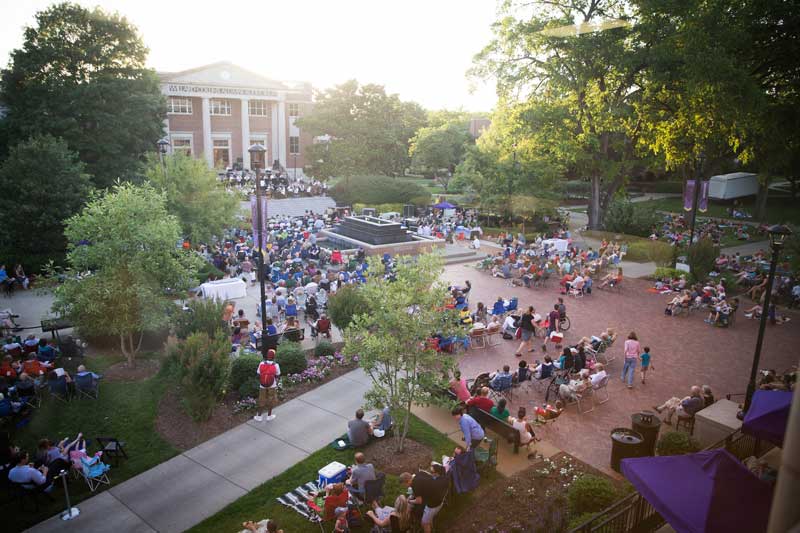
[569,428,770,532]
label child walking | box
[640,346,654,384]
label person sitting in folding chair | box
[346,452,376,499]
[311,315,332,340]
[75,365,102,399]
[489,365,513,394]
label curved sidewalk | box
[26,368,372,533]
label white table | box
[200,278,247,300]
[694,399,742,447]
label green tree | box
[472,1,651,229]
[329,175,429,206]
[344,254,463,452]
[172,331,230,421]
[327,285,369,330]
[409,122,472,191]
[0,135,91,269]
[297,80,427,178]
[53,183,201,367]
[1,2,165,188]
[144,152,237,244]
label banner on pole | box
[250,194,268,250]
[683,180,695,212]
[698,180,709,212]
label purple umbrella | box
[433,201,455,209]
[621,449,773,533]
[743,390,793,447]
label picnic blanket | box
[277,481,355,522]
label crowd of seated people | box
[648,214,763,247]
[220,166,329,199]
[0,264,32,294]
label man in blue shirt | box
[452,406,484,451]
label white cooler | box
[318,461,347,487]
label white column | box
[201,97,213,167]
[277,100,287,167]
[270,102,279,167]
[240,97,251,170]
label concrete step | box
[444,252,479,265]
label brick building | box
[159,61,313,173]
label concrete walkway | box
[27,368,373,533]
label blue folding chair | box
[491,300,506,316]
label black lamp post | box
[743,224,792,412]
[156,138,170,179]
[687,152,706,246]
[248,143,269,355]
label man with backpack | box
[254,349,280,422]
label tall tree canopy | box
[473,0,800,226]
[297,80,427,178]
[1,2,165,188]
[144,152,238,244]
[409,122,472,191]
[0,135,91,269]
[54,183,200,366]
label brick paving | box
[443,262,799,476]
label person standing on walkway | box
[514,306,536,356]
[254,349,280,422]
[621,332,641,389]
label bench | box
[467,405,521,453]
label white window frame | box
[167,97,193,115]
[210,98,232,116]
[288,103,300,117]
[289,136,300,155]
[211,133,232,168]
[169,133,193,156]
[248,99,270,117]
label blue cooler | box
[317,461,347,487]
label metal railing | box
[569,429,771,533]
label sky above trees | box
[0,0,498,111]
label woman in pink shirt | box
[621,331,641,389]
[450,371,471,402]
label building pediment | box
[160,61,288,90]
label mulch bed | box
[445,452,621,533]
[103,358,161,382]
[362,437,436,475]
[155,362,358,451]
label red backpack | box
[259,361,277,387]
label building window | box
[210,99,231,115]
[248,100,270,117]
[249,138,267,169]
[213,138,231,168]
[170,135,193,156]
[167,97,192,114]
[289,136,300,155]
[288,103,300,117]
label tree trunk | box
[588,176,602,229]
[755,174,771,222]
[119,333,137,368]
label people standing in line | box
[621,331,641,389]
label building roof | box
[159,61,300,91]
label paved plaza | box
[442,262,799,474]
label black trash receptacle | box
[632,410,661,457]
[610,427,644,473]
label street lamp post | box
[157,138,170,180]
[248,143,269,356]
[687,153,705,246]
[743,224,792,412]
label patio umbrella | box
[621,449,773,533]
[433,201,455,209]
[743,390,793,447]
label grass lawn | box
[4,352,176,532]
[188,413,496,533]
[634,196,800,225]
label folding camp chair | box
[469,328,487,349]
[593,375,610,404]
[95,437,127,465]
[47,375,70,402]
[75,373,99,400]
[78,454,111,492]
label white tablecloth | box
[542,238,569,252]
[200,278,247,300]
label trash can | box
[610,428,644,473]
[632,410,661,457]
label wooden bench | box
[468,405,521,453]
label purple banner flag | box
[683,180,695,212]
[698,180,710,212]
[250,195,268,250]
